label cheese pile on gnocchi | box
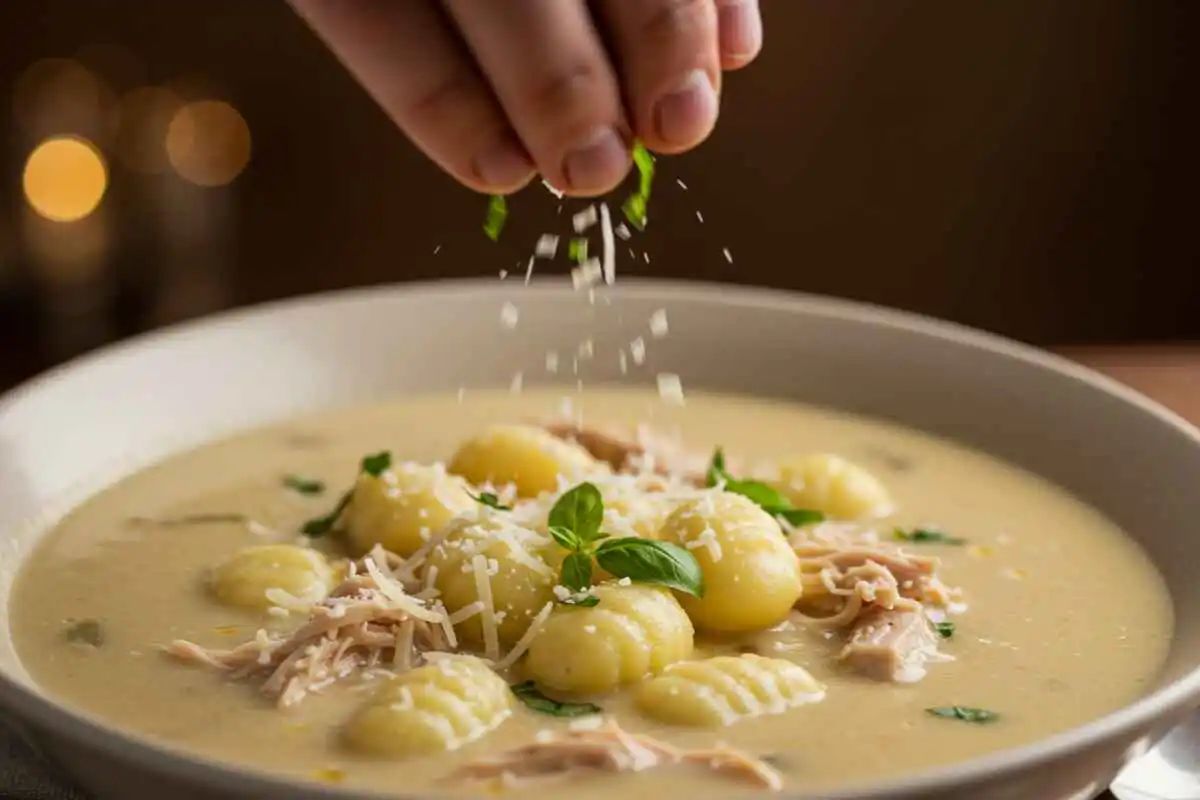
[171,421,945,782]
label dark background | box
[1,0,1198,396]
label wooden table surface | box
[1054,346,1199,800]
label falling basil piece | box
[483,194,508,241]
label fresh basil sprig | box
[705,448,825,527]
[301,450,392,537]
[546,482,705,600]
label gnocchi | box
[767,453,894,520]
[424,514,558,648]
[342,655,511,757]
[207,544,334,611]
[523,583,694,694]
[658,492,803,633]
[448,424,600,497]
[344,462,476,557]
[636,654,825,727]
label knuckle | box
[640,0,717,45]
[400,70,490,132]
[521,60,612,126]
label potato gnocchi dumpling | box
[207,544,334,611]
[523,583,694,695]
[659,492,803,633]
[448,424,600,497]
[424,515,557,647]
[601,482,676,540]
[636,654,825,727]
[767,453,894,520]
[342,655,511,757]
[344,462,475,557]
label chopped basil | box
[622,142,655,230]
[933,621,955,639]
[594,538,704,598]
[511,681,601,718]
[705,448,825,528]
[559,593,601,608]
[283,475,325,496]
[894,528,965,546]
[302,451,393,537]
[926,706,998,724]
[128,513,249,528]
[64,618,104,648]
[568,237,588,263]
[483,194,507,241]
[470,492,512,511]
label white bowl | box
[2,279,1198,800]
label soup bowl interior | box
[1,278,1199,800]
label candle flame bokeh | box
[22,135,110,222]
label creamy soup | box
[10,387,1172,798]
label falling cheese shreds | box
[676,178,689,190]
[619,350,629,374]
[542,179,565,199]
[545,351,559,373]
[571,258,604,290]
[509,372,524,394]
[534,234,560,259]
[578,339,594,359]
[433,244,442,255]
[615,222,632,240]
[649,309,668,338]
[723,247,733,263]
[696,210,705,223]
[524,256,535,285]
[498,269,508,279]
[599,202,616,285]
[472,554,501,663]
[573,204,598,233]
[630,337,647,365]
[657,373,685,405]
[643,251,651,264]
[500,302,520,329]
[495,601,554,670]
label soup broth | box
[10,388,1172,797]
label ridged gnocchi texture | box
[659,492,803,633]
[424,515,557,647]
[207,544,334,611]
[524,583,694,694]
[636,654,825,727]
[342,655,511,757]
[343,462,475,557]
[767,453,893,520]
[448,424,599,498]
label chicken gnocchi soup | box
[11,388,1172,797]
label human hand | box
[289,0,762,197]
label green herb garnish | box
[546,482,704,600]
[302,451,393,537]
[933,621,955,639]
[621,142,655,230]
[470,492,512,511]
[511,681,601,718]
[705,448,825,527]
[283,475,325,496]
[568,237,589,263]
[64,618,104,648]
[926,706,998,724]
[894,528,965,545]
[559,593,601,608]
[483,194,507,241]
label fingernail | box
[654,70,718,148]
[562,127,629,193]
[718,0,763,61]
[473,136,535,190]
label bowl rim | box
[2,276,1198,799]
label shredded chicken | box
[543,422,713,485]
[453,719,782,792]
[839,607,953,683]
[791,524,963,629]
[165,548,453,708]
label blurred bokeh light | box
[12,57,116,141]
[22,135,109,222]
[165,99,251,186]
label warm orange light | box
[165,100,251,187]
[22,136,109,222]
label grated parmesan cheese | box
[657,373,685,405]
[630,337,647,365]
[599,202,615,285]
[572,204,598,233]
[500,302,519,329]
[534,234,559,259]
[495,601,553,670]
[472,554,501,663]
[649,309,668,338]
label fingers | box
[442,0,631,196]
[288,0,535,194]
[715,0,764,70]
[599,0,722,154]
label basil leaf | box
[470,492,512,511]
[560,552,593,592]
[483,194,507,241]
[128,513,249,528]
[594,538,704,598]
[301,491,351,537]
[894,528,965,546]
[706,448,825,528]
[933,621,955,639]
[360,451,392,477]
[621,142,655,230]
[560,593,600,608]
[548,482,604,544]
[568,238,588,263]
[926,706,998,724]
[283,475,325,496]
[774,507,825,527]
[548,525,582,553]
[511,682,601,718]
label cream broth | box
[10,388,1173,798]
